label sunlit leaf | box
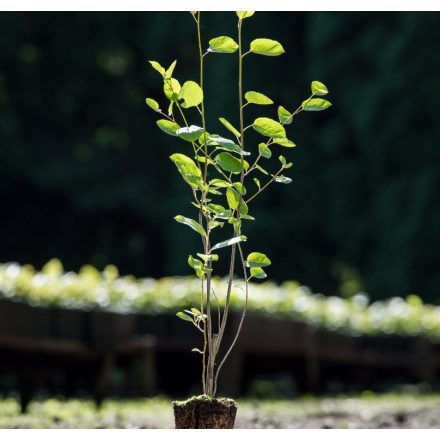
[176,311,193,322]
[179,80,203,108]
[165,60,177,79]
[236,11,255,19]
[156,119,180,136]
[302,98,332,111]
[250,38,285,56]
[211,235,247,252]
[274,175,292,184]
[174,215,207,237]
[176,125,204,142]
[163,78,181,102]
[258,143,272,159]
[145,98,160,112]
[311,80,328,96]
[245,91,273,105]
[278,106,293,124]
[170,153,202,188]
[250,267,267,279]
[149,60,165,76]
[253,117,286,138]
[272,137,296,148]
[219,117,241,138]
[209,36,239,53]
[247,252,271,268]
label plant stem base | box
[173,395,237,429]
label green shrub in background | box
[1,258,439,341]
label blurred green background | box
[0,11,439,302]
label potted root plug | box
[145,11,331,429]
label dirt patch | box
[235,405,440,428]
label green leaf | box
[250,267,267,279]
[175,215,207,237]
[255,164,269,175]
[196,253,219,263]
[272,137,296,148]
[279,155,293,169]
[149,60,165,76]
[215,152,243,174]
[302,98,332,111]
[233,182,246,195]
[247,252,271,268]
[226,188,240,210]
[253,117,286,138]
[236,11,255,19]
[258,143,272,159]
[170,153,202,188]
[156,119,180,136]
[145,98,160,112]
[219,117,240,138]
[311,80,328,96]
[209,179,230,188]
[208,203,231,219]
[245,91,273,105]
[253,178,260,190]
[208,135,242,155]
[274,175,292,184]
[208,36,239,53]
[165,60,177,79]
[179,81,203,108]
[163,78,181,101]
[176,125,204,142]
[176,311,193,322]
[250,38,285,56]
[226,188,248,215]
[278,106,293,125]
[211,235,247,252]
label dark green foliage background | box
[0,12,438,302]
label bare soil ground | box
[0,394,438,428]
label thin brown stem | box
[246,166,284,204]
[213,242,249,395]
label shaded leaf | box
[215,152,243,174]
